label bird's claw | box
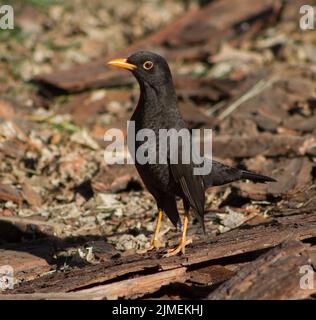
[163,237,192,257]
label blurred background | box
[0,0,316,296]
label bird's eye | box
[143,61,153,70]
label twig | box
[218,77,278,121]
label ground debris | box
[1,0,316,300]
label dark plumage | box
[108,51,276,256]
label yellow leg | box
[138,209,163,253]
[163,212,192,257]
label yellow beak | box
[107,58,136,71]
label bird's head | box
[107,51,173,87]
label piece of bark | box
[0,184,23,206]
[77,267,187,300]
[208,241,316,299]
[175,77,235,103]
[250,113,280,132]
[0,241,55,282]
[109,174,142,193]
[21,183,42,207]
[179,102,214,127]
[91,165,141,194]
[282,115,316,132]
[0,267,187,300]
[0,139,29,159]
[7,212,316,295]
[212,134,316,158]
[0,216,62,242]
[237,157,313,200]
[0,98,28,122]
[59,90,132,126]
[85,240,120,262]
[175,77,236,94]
[189,265,235,285]
[0,98,17,120]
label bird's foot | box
[137,209,163,254]
[137,239,160,254]
[163,237,192,257]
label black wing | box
[169,149,206,233]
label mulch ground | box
[0,0,316,299]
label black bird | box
[108,51,276,257]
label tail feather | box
[203,160,277,188]
[240,170,277,183]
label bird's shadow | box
[0,220,119,268]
